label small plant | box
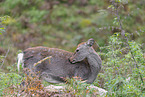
[65,77,99,96]
[0,16,7,35]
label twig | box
[33,56,52,67]
[95,41,101,53]
[0,47,9,68]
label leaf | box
[0,28,4,30]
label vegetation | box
[0,0,145,96]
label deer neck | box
[86,52,102,83]
[87,52,102,68]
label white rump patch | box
[17,53,24,72]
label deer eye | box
[76,49,79,52]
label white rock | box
[45,84,107,96]
[89,85,108,96]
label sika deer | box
[17,38,102,84]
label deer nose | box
[69,57,76,64]
[71,59,76,63]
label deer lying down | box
[17,38,102,84]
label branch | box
[33,56,52,67]
[0,48,9,68]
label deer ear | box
[86,38,94,47]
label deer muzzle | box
[69,57,76,64]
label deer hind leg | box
[40,72,65,83]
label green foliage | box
[3,0,28,9]
[0,72,22,96]
[0,0,42,14]
[95,1,145,96]
[25,8,48,23]
[98,33,145,96]
[0,0,145,96]
[0,16,7,34]
[0,28,4,35]
[0,16,16,35]
[1,16,16,25]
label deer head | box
[69,38,95,63]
